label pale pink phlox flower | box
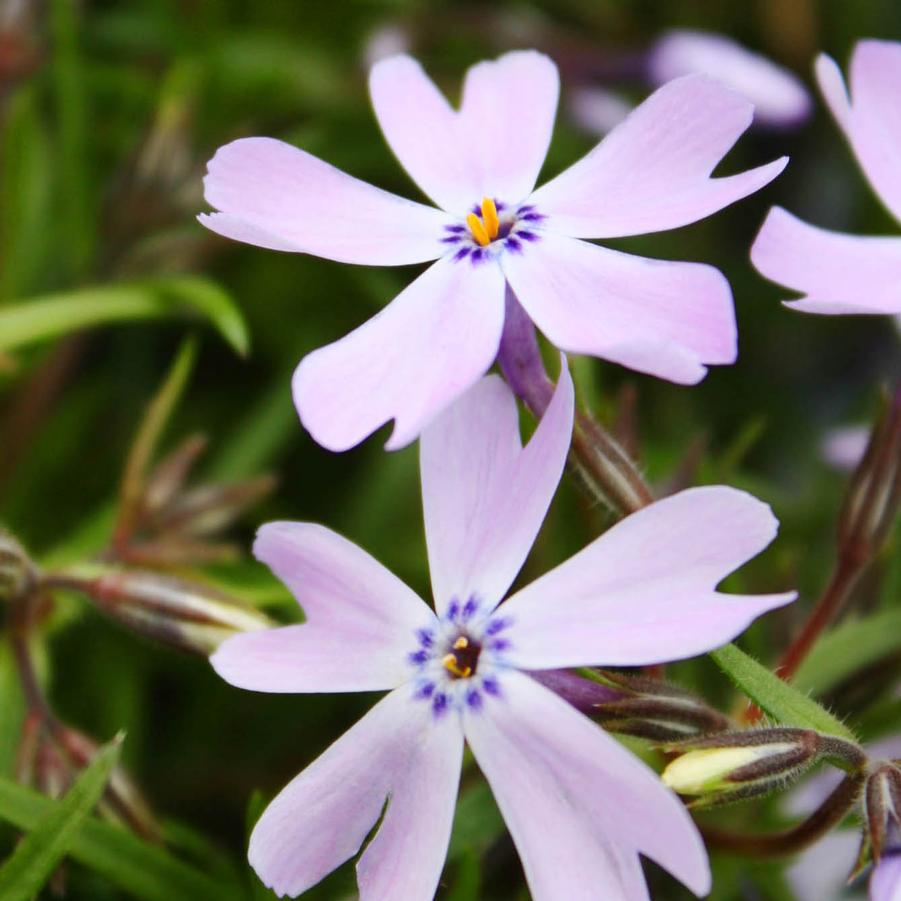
[212,367,796,899]
[753,40,901,316]
[200,50,787,451]
[823,425,870,471]
[572,29,811,135]
[787,735,901,901]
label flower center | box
[441,200,544,265]
[466,197,501,246]
[442,634,481,679]
[405,596,514,717]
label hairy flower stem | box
[497,292,653,516]
[777,388,901,682]
[702,771,866,857]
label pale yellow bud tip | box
[662,746,788,795]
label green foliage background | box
[0,1,899,898]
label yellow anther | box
[480,197,500,239]
[442,653,472,679]
[466,212,490,247]
[453,636,469,650]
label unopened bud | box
[662,728,822,807]
[156,474,277,538]
[49,566,273,655]
[551,669,730,742]
[865,761,901,862]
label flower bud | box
[572,669,730,742]
[864,761,901,862]
[534,669,730,742]
[662,728,822,807]
[49,566,273,655]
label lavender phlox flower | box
[824,426,871,472]
[787,735,901,901]
[211,367,796,899]
[572,29,811,135]
[753,40,901,316]
[200,50,787,451]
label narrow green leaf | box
[119,337,197,514]
[0,277,249,356]
[0,775,241,901]
[793,610,901,696]
[709,643,856,741]
[0,645,25,777]
[0,86,53,302]
[0,735,122,901]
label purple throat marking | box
[407,595,513,718]
[443,201,545,265]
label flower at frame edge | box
[211,365,796,900]
[786,735,901,901]
[572,29,811,135]
[752,39,901,319]
[199,50,787,452]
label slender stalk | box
[702,771,865,857]
[496,291,652,516]
[777,388,901,681]
[777,557,864,681]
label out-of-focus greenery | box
[0,1,899,899]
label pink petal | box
[751,207,901,315]
[817,41,901,221]
[871,855,901,901]
[249,688,463,899]
[822,426,869,471]
[370,52,559,216]
[200,137,451,265]
[648,30,812,128]
[369,55,476,215]
[501,486,796,668]
[294,256,506,451]
[458,51,559,207]
[528,74,787,239]
[814,53,851,132]
[464,671,710,899]
[420,365,574,615]
[211,523,433,693]
[502,231,736,385]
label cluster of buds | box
[111,432,276,568]
[534,668,730,742]
[661,727,866,809]
[45,565,273,656]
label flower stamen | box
[442,634,481,679]
[466,212,491,247]
[480,197,500,239]
[442,653,472,679]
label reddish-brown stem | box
[777,555,864,682]
[701,771,865,857]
